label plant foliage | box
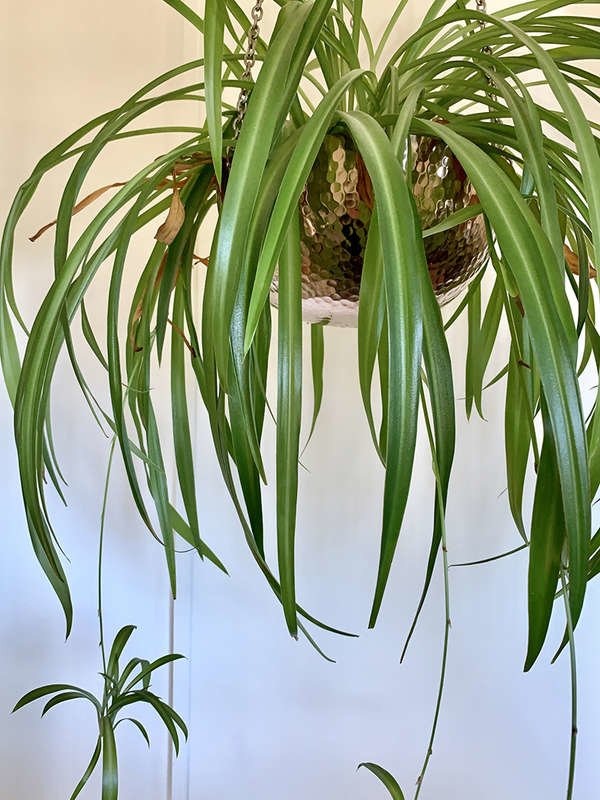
[3,0,600,795]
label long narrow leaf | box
[276,212,303,637]
[338,111,425,628]
[205,0,225,184]
[70,737,102,800]
[524,411,565,670]
[419,119,590,643]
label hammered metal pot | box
[270,130,488,326]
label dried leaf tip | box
[155,187,185,245]
[564,244,597,279]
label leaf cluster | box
[13,626,186,799]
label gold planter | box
[270,130,488,326]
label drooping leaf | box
[419,119,590,639]
[69,737,102,800]
[338,111,425,628]
[276,211,304,638]
[41,691,88,717]
[524,410,565,671]
[359,762,405,800]
[206,0,333,383]
[304,321,325,450]
[13,684,100,713]
[119,718,151,747]
[205,0,226,185]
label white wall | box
[2,2,600,799]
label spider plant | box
[3,0,600,797]
[13,625,187,800]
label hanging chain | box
[474,0,497,117]
[475,0,493,56]
[232,0,265,142]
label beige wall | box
[1,2,600,799]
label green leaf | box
[419,118,590,641]
[121,653,185,694]
[169,505,228,573]
[206,0,331,382]
[401,274,455,661]
[505,351,533,541]
[377,314,389,462]
[205,0,226,184]
[472,277,505,419]
[338,111,425,629]
[111,691,186,755]
[14,147,198,629]
[359,763,405,799]
[13,684,100,713]
[357,211,385,461]
[465,278,481,419]
[276,212,304,638]
[106,625,136,681]
[146,401,177,598]
[422,203,483,239]
[117,658,150,693]
[228,376,266,556]
[41,691,88,716]
[116,718,151,748]
[101,717,118,800]
[171,283,203,555]
[304,322,325,450]
[161,0,205,33]
[69,737,102,800]
[489,70,563,269]
[524,411,565,671]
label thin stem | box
[166,592,175,800]
[559,566,578,800]
[98,437,118,685]
[414,383,452,800]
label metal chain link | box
[475,0,493,56]
[232,1,265,142]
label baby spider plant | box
[13,626,186,800]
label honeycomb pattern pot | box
[270,130,488,326]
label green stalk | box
[98,438,117,683]
[413,382,451,800]
[559,565,578,800]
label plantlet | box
[13,626,187,800]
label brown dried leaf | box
[356,150,374,211]
[155,188,185,245]
[168,318,196,357]
[564,244,597,278]
[29,182,126,242]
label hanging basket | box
[270,129,488,326]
